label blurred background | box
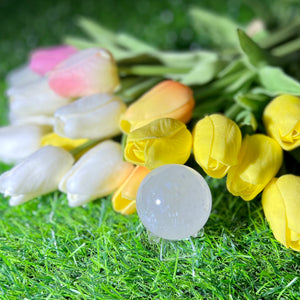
[1,0,300,76]
[1,0,300,126]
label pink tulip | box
[48,48,120,98]
[29,45,77,75]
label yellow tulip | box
[41,132,88,152]
[263,94,300,150]
[112,166,150,215]
[193,114,242,178]
[227,134,283,201]
[120,80,195,133]
[262,175,300,251]
[124,118,192,170]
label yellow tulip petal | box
[227,134,283,201]
[263,95,300,150]
[193,114,241,178]
[120,80,195,133]
[276,175,300,233]
[262,178,288,247]
[41,132,88,151]
[112,166,150,215]
[124,118,192,169]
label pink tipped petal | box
[48,48,120,98]
[29,45,78,75]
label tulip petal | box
[263,95,300,150]
[29,45,77,75]
[41,132,88,152]
[112,166,150,215]
[59,140,133,207]
[0,146,74,205]
[125,118,192,169]
[120,80,195,133]
[0,124,50,164]
[276,175,300,234]
[54,93,126,140]
[48,48,120,98]
[193,114,241,178]
[227,134,283,201]
[262,178,288,247]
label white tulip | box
[6,64,41,88]
[0,146,74,206]
[7,77,71,126]
[59,140,133,207]
[0,124,50,164]
[54,93,126,139]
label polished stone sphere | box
[136,164,212,240]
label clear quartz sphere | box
[136,164,212,241]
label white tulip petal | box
[59,140,133,207]
[0,124,50,164]
[54,93,126,139]
[0,146,74,205]
[6,64,41,88]
[8,77,71,121]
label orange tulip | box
[112,166,150,215]
[120,80,195,133]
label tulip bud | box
[54,93,126,140]
[0,146,74,206]
[124,118,192,170]
[120,80,195,133]
[29,45,77,75]
[263,94,300,151]
[262,175,300,251]
[7,78,71,126]
[193,114,242,178]
[227,134,283,201]
[6,65,40,88]
[0,124,50,164]
[112,166,150,215]
[48,48,120,98]
[41,132,88,152]
[59,140,134,207]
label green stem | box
[225,103,243,120]
[70,139,101,157]
[120,77,162,101]
[271,37,300,57]
[119,65,190,76]
[259,20,300,49]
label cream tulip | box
[59,140,134,207]
[48,48,120,98]
[54,93,126,140]
[7,77,71,126]
[0,124,50,164]
[0,146,74,206]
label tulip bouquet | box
[1,7,300,252]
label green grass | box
[1,0,300,299]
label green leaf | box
[237,29,274,67]
[217,58,245,78]
[189,7,240,49]
[235,110,258,132]
[116,33,156,52]
[157,50,217,68]
[234,93,269,112]
[177,55,224,86]
[258,66,300,95]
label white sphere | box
[136,164,212,240]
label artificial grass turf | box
[0,0,300,299]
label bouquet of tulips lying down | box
[0,9,300,251]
